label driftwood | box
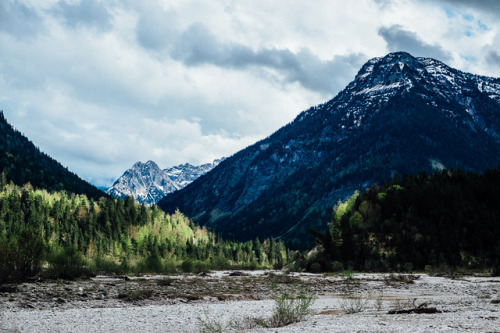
[388,307,442,314]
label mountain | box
[0,111,105,199]
[158,52,500,248]
[107,159,222,204]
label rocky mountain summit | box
[107,159,222,204]
[159,52,500,248]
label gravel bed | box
[0,272,498,332]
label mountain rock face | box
[107,159,222,204]
[0,112,105,199]
[158,52,500,248]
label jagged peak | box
[355,52,424,81]
[131,160,160,170]
[144,160,160,168]
[381,51,417,63]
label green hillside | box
[310,168,500,273]
[0,112,104,200]
[0,182,289,283]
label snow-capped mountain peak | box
[158,52,500,247]
[106,159,223,205]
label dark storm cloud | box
[53,0,112,31]
[169,23,365,95]
[378,25,452,62]
[0,0,43,38]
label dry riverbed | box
[0,271,499,332]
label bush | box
[162,261,177,274]
[181,259,195,273]
[92,257,123,274]
[242,261,258,270]
[195,285,316,330]
[46,246,90,279]
[135,254,163,273]
[194,261,209,274]
[0,230,44,283]
[308,262,322,273]
[117,288,155,302]
[210,256,231,270]
[340,294,369,314]
[331,261,344,272]
[264,286,316,327]
[144,254,163,273]
[491,260,500,277]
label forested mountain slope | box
[159,52,500,248]
[0,112,105,200]
[311,168,500,271]
[0,182,288,282]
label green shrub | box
[46,246,90,279]
[340,294,369,314]
[491,260,500,277]
[181,259,194,273]
[92,257,123,274]
[135,254,163,273]
[308,262,322,273]
[0,230,44,283]
[210,256,231,270]
[242,261,258,270]
[117,288,155,302]
[194,261,209,274]
[264,286,316,327]
[162,261,177,274]
[331,261,344,272]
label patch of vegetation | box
[389,298,415,311]
[196,309,225,333]
[0,181,293,282]
[340,294,369,314]
[196,309,259,333]
[262,285,316,327]
[45,246,92,280]
[0,229,44,284]
[156,277,174,286]
[117,288,155,302]
[0,285,17,293]
[310,168,500,271]
[196,284,316,331]
[0,112,104,200]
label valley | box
[1,52,500,332]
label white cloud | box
[1,0,500,186]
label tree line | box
[309,168,500,273]
[0,177,290,283]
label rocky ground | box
[0,271,499,332]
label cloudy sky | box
[2,0,500,187]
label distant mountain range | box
[158,52,500,248]
[106,159,223,204]
[0,112,105,199]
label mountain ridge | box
[0,111,105,199]
[107,159,223,204]
[158,52,500,248]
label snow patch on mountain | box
[107,159,223,205]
